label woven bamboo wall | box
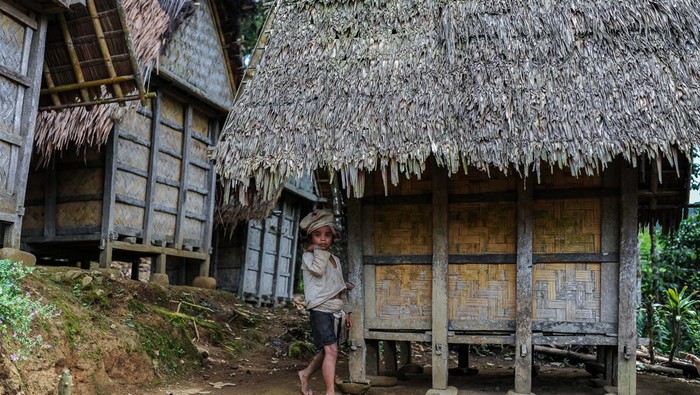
[449,202,516,253]
[448,167,515,194]
[537,167,602,189]
[22,173,44,233]
[56,166,103,230]
[533,263,601,322]
[152,94,184,239]
[448,264,516,320]
[371,171,432,196]
[114,109,151,231]
[534,199,601,253]
[375,265,432,320]
[374,204,432,255]
[182,109,210,244]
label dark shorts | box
[309,310,340,351]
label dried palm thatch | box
[215,0,700,206]
[34,0,188,163]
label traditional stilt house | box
[20,0,248,287]
[0,0,144,250]
[213,1,700,394]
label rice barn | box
[214,1,700,394]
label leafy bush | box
[639,214,700,359]
[0,259,55,361]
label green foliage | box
[0,260,55,361]
[659,287,699,361]
[639,215,700,359]
[238,1,270,58]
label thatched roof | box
[34,0,247,162]
[34,0,170,161]
[215,0,700,204]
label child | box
[297,209,353,395]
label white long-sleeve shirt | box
[301,249,348,312]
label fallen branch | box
[533,345,597,363]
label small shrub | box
[0,259,55,361]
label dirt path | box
[142,354,700,395]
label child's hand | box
[306,244,318,252]
[345,282,355,291]
[346,313,353,330]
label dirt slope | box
[2,266,700,395]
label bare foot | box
[298,370,313,395]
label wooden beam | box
[347,196,366,383]
[7,16,47,248]
[0,63,30,87]
[38,92,153,111]
[617,163,639,395]
[514,176,534,394]
[0,2,37,29]
[110,240,208,260]
[175,105,193,249]
[99,126,119,268]
[41,75,139,95]
[143,93,160,245]
[364,331,431,342]
[601,160,620,324]
[362,252,618,265]
[201,118,218,253]
[431,165,449,390]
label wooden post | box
[513,176,534,394]
[155,253,166,274]
[201,118,219,253]
[347,196,366,382]
[6,16,48,248]
[617,163,638,395]
[142,92,161,245]
[175,105,192,250]
[99,125,119,268]
[601,159,620,384]
[431,165,449,390]
[398,341,412,366]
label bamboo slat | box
[156,153,181,182]
[448,167,516,194]
[152,211,176,237]
[118,138,150,172]
[57,201,102,228]
[114,170,147,200]
[114,201,144,229]
[57,168,103,196]
[119,108,152,141]
[57,13,90,103]
[533,263,601,322]
[375,264,432,320]
[154,183,178,209]
[449,202,516,254]
[448,264,516,321]
[534,199,601,253]
[22,205,43,232]
[374,204,432,255]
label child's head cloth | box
[300,209,338,236]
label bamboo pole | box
[42,63,61,106]
[86,0,124,103]
[57,13,90,103]
[40,75,136,94]
[39,92,155,111]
